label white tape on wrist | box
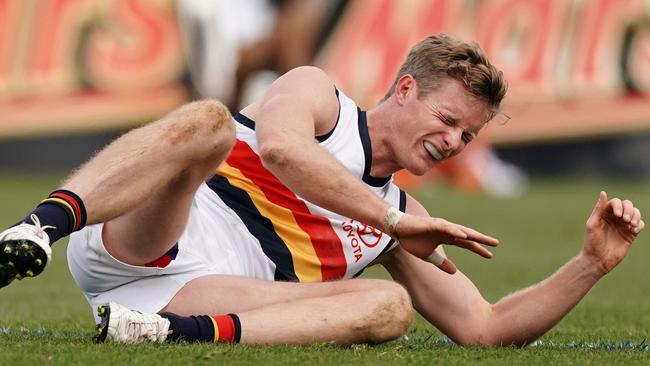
[426,251,445,266]
[383,206,404,238]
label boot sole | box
[94,304,111,343]
[0,239,48,288]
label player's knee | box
[203,99,235,154]
[356,282,412,344]
[165,99,235,163]
[187,99,235,156]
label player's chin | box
[407,159,434,176]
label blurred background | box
[2,0,650,196]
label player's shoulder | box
[280,66,332,85]
[272,66,340,128]
[273,66,336,98]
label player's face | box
[397,77,489,175]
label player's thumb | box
[588,191,608,224]
[426,251,457,274]
[438,258,457,274]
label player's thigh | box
[102,168,209,266]
[162,274,407,315]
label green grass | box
[0,174,649,365]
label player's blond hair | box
[385,34,507,122]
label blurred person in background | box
[177,0,347,111]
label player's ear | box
[395,75,416,106]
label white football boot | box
[94,302,171,344]
[0,214,52,288]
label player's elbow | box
[448,306,534,348]
[446,323,494,347]
[258,133,291,169]
[455,333,534,348]
[437,303,497,347]
[452,330,505,347]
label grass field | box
[0,173,649,365]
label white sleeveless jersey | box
[201,88,406,282]
[66,88,406,317]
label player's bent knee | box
[356,282,413,344]
[185,99,235,154]
[164,99,235,166]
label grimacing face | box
[394,76,489,175]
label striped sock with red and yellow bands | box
[209,314,241,343]
[159,312,242,343]
[22,189,87,245]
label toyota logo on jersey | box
[342,219,384,263]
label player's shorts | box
[67,183,275,321]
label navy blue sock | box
[18,190,86,245]
[159,313,216,343]
[159,312,241,343]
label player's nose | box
[442,128,462,153]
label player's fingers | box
[631,207,641,226]
[633,219,645,235]
[621,200,634,223]
[460,226,499,246]
[607,198,623,218]
[426,250,444,265]
[588,192,608,225]
[426,251,457,274]
[438,258,457,274]
[600,191,608,205]
[454,238,493,258]
[432,219,468,240]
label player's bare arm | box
[382,192,644,346]
[241,66,392,230]
[243,66,497,267]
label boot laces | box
[27,214,56,240]
[0,214,56,242]
[126,311,170,342]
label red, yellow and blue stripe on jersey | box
[207,139,348,282]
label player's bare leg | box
[97,276,413,345]
[0,100,234,285]
[65,100,234,265]
[237,282,411,345]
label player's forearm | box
[259,134,390,229]
[385,247,605,347]
[486,253,603,346]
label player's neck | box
[366,102,401,177]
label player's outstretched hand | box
[393,213,499,274]
[582,191,644,274]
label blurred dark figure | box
[178,0,347,111]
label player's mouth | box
[423,141,444,161]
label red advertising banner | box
[0,0,187,138]
[321,0,650,144]
[1,0,649,145]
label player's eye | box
[441,117,454,126]
[462,133,473,144]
